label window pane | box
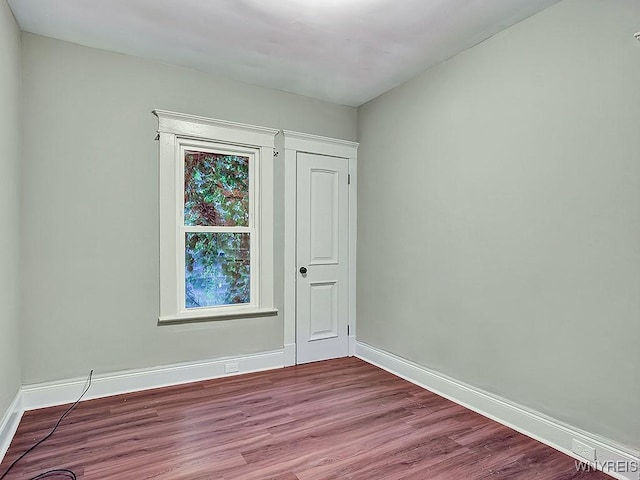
[184,150,249,226]
[185,232,250,308]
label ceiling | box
[8,0,560,107]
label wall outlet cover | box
[572,438,596,462]
[224,362,239,374]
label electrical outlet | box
[572,439,596,462]
[224,362,239,374]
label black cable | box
[0,370,93,480]
[30,469,76,479]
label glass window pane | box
[184,150,249,226]
[185,232,250,308]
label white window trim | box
[154,110,278,324]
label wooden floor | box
[1,358,608,480]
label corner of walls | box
[0,391,22,465]
[0,0,23,448]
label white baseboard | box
[0,391,23,464]
[21,349,285,411]
[284,343,296,367]
[356,342,639,480]
[348,335,356,356]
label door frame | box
[277,130,358,366]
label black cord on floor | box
[0,370,93,480]
[30,469,76,479]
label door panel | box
[309,170,339,264]
[308,281,338,341]
[296,152,349,364]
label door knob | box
[299,266,308,274]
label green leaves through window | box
[184,151,249,226]
[182,148,253,309]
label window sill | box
[158,307,278,325]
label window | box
[182,143,254,309]
[154,110,277,323]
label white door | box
[296,152,350,364]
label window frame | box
[179,140,257,312]
[154,110,278,324]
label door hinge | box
[348,173,351,185]
[347,325,350,335]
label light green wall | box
[20,33,357,384]
[357,0,640,449]
[0,0,22,416]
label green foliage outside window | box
[184,151,251,308]
[184,151,249,226]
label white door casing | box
[296,153,349,363]
[277,130,358,366]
